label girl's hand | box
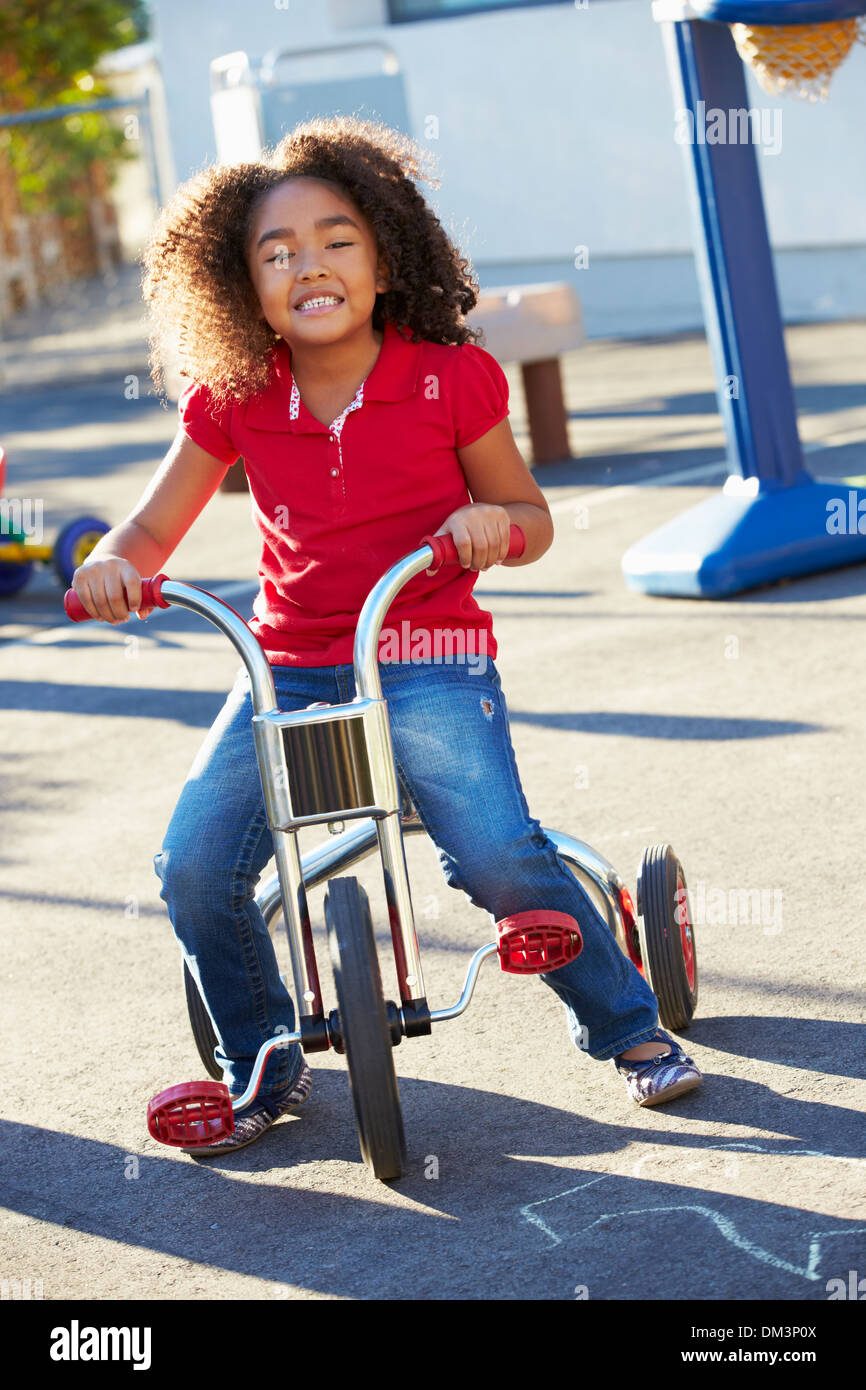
[72,556,155,624]
[430,503,512,573]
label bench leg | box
[521,358,572,465]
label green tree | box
[0,0,150,218]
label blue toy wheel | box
[52,516,111,588]
[0,560,34,597]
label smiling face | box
[245,176,389,347]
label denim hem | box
[589,1023,663,1063]
[227,799,278,1040]
[229,1056,305,1102]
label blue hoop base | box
[622,474,866,597]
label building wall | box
[148,0,866,334]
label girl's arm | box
[72,429,232,622]
[443,418,554,570]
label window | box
[388,0,576,22]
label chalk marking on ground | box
[548,425,866,518]
[806,1227,866,1280]
[518,1174,610,1247]
[519,1141,866,1280]
[548,462,725,516]
[717,1141,866,1173]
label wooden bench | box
[219,280,582,491]
[468,281,583,465]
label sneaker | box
[182,1061,313,1157]
[612,1028,702,1106]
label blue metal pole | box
[622,5,866,597]
[661,17,807,486]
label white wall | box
[148,0,866,332]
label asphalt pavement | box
[1,268,865,1305]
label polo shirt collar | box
[245,317,421,433]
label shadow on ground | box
[2,1039,865,1300]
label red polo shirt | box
[177,317,510,667]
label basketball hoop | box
[730,15,866,99]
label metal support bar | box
[428,944,499,1023]
[376,810,426,1005]
[660,17,805,486]
[272,829,324,1020]
[622,14,866,596]
[0,96,145,126]
[231,1028,302,1112]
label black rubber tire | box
[637,845,698,1032]
[183,962,222,1080]
[325,876,406,1182]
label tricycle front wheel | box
[325,876,406,1182]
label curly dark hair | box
[141,115,484,410]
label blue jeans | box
[153,659,660,1097]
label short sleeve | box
[178,380,241,466]
[450,342,510,449]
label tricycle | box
[64,525,698,1182]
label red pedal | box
[147,1081,235,1148]
[496,910,583,974]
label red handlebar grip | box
[63,589,90,622]
[420,524,526,573]
[63,573,171,622]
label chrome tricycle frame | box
[144,543,634,1113]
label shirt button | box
[330,468,339,477]
[329,434,336,443]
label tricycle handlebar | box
[63,526,526,624]
[420,525,526,571]
[63,524,527,708]
[63,573,170,623]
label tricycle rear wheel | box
[182,901,285,1081]
[183,962,222,1080]
[637,844,698,1032]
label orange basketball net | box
[730,16,866,99]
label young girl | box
[73,117,701,1156]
